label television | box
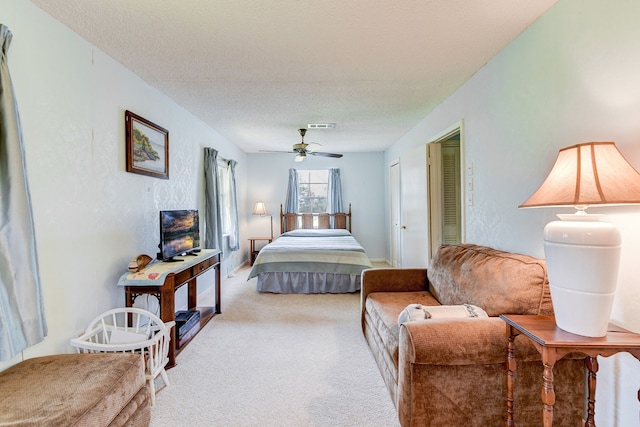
[158,209,201,261]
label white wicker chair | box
[70,307,175,406]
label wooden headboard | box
[280,203,352,233]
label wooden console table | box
[500,314,640,427]
[119,249,221,367]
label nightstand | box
[500,314,640,427]
[248,237,272,266]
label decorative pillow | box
[397,303,488,326]
[109,329,149,344]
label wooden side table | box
[121,249,221,368]
[248,237,272,266]
[500,314,640,427]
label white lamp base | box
[548,284,615,337]
[543,214,621,338]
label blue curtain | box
[284,168,298,213]
[227,159,239,251]
[0,25,47,360]
[203,148,223,251]
[326,168,343,227]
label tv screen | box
[159,210,200,261]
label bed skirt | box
[256,272,361,294]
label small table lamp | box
[252,201,273,239]
[520,142,640,337]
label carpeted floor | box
[150,264,399,427]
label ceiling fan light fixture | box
[295,153,306,162]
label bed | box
[247,205,372,294]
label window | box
[217,160,232,235]
[297,169,328,213]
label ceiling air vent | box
[307,123,336,129]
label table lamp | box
[252,201,273,239]
[519,142,640,337]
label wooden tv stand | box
[121,249,221,368]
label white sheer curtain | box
[284,168,298,213]
[0,24,47,360]
[227,159,239,251]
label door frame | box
[426,120,466,259]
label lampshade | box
[520,141,640,337]
[252,201,273,239]
[252,201,267,215]
[519,142,640,210]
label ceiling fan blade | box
[259,150,296,154]
[309,152,343,158]
[305,142,321,152]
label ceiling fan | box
[260,129,343,162]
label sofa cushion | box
[427,244,553,316]
[0,353,148,427]
[365,291,440,373]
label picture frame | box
[125,110,169,179]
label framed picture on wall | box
[125,110,169,179]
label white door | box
[390,161,401,267]
[399,144,429,268]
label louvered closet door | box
[441,144,461,244]
[428,141,461,259]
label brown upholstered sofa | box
[361,243,584,427]
[0,353,151,426]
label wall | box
[386,0,640,423]
[1,0,247,369]
[246,152,386,260]
[4,0,639,422]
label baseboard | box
[227,262,247,278]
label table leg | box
[541,349,557,427]
[506,326,517,426]
[160,281,177,368]
[187,277,197,310]
[585,356,598,427]
[214,260,221,314]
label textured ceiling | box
[29,0,558,154]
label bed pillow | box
[397,303,488,326]
[282,229,351,237]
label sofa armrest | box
[360,268,429,329]
[361,268,428,300]
[399,317,541,366]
